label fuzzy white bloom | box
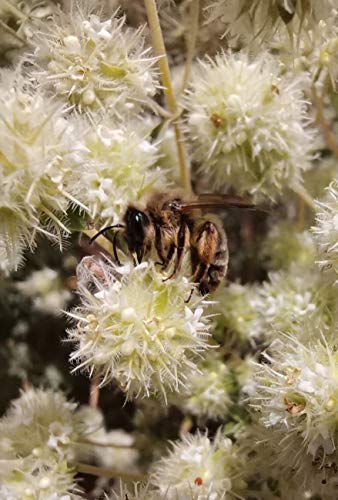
[150,430,247,499]
[0,388,83,462]
[0,457,81,500]
[177,353,235,419]
[0,71,86,271]
[272,9,338,90]
[239,424,338,498]
[68,258,210,400]
[30,4,158,114]
[71,117,168,223]
[253,264,335,338]
[312,180,338,280]
[212,282,260,344]
[17,267,72,314]
[262,222,317,271]
[185,52,315,201]
[0,388,90,500]
[251,331,338,469]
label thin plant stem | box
[76,462,147,481]
[79,438,134,449]
[144,0,192,195]
[179,0,200,95]
[89,375,100,408]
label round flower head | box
[211,282,260,345]
[0,457,81,500]
[253,264,335,339]
[71,116,168,224]
[176,353,235,420]
[30,3,158,114]
[185,52,315,201]
[150,430,247,499]
[240,424,338,498]
[67,258,210,401]
[17,267,71,314]
[0,71,85,271]
[0,388,83,463]
[272,9,338,91]
[262,221,317,271]
[251,330,338,471]
[312,179,338,280]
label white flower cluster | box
[17,267,71,314]
[0,388,85,499]
[185,52,315,201]
[177,353,235,419]
[0,71,85,270]
[31,4,159,114]
[68,258,210,400]
[313,180,338,280]
[251,330,338,483]
[150,431,247,499]
[72,117,168,223]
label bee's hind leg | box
[163,220,188,281]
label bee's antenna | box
[89,224,125,245]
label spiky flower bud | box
[185,52,315,201]
[251,330,338,474]
[68,259,210,401]
[150,430,247,499]
[0,71,85,270]
[30,4,158,114]
[71,117,168,224]
[312,179,338,280]
[0,388,88,500]
[175,353,235,419]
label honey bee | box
[90,192,254,295]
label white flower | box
[312,179,338,280]
[185,52,315,201]
[212,282,260,344]
[0,389,82,462]
[17,267,72,314]
[0,456,81,500]
[177,353,235,419]
[150,430,246,499]
[262,222,317,271]
[109,481,163,500]
[71,116,169,224]
[251,331,338,468]
[0,71,86,271]
[68,258,210,400]
[30,4,158,114]
[253,264,335,338]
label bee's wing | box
[179,194,256,212]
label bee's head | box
[124,207,151,263]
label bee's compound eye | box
[125,208,150,243]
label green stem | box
[144,0,192,195]
[75,462,146,481]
